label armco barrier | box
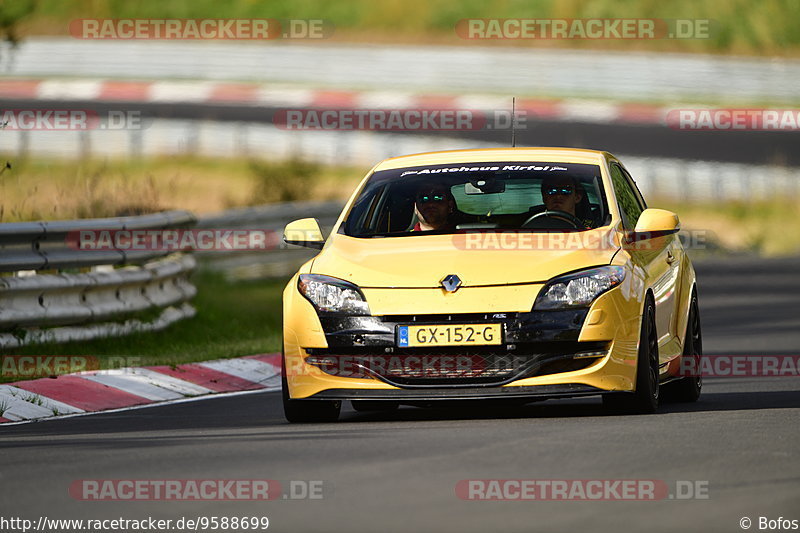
[195,201,342,281]
[0,204,346,347]
[3,119,797,203]
[0,211,197,348]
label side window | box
[619,166,647,211]
[610,163,645,230]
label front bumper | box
[304,310,603,388]
[307,383,605,401]
[284,290,642,399]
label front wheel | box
[663,290,703,402]
[604,297,659,414]
[282,354,341,423]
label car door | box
[610,163,681,356]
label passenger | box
[412,184,457,231]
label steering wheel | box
[521,210,583,229]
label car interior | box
[346,173,608,236]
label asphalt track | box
[2,98,800,165]
[1,256,799,533]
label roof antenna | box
[511,97,517,148]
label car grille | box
[379,313,520,323]
[305,343,605,387]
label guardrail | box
[195,201,342,281]
[5,119,799,203]
[4,115,799,203]
[0,211,197,349]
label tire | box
[663,290,703,403]
[351,400,400,412]
[281,353,341,423]
[603,297,659,414]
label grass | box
[4,0,800,57]
[21,392,43,406]
[1,271,287,382]
[649,197,800,257]
[0,155,364,222]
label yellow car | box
[281,148,702,422]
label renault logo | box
[441,274,462,293]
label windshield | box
[342,161,610,237]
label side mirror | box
[628,208,680,242]
[283,218,325,250]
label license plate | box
[397,324,502,347]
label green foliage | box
[16,0,800,55]
[0,0,36,44]
[2,271,286,381]
[250,158,321,204]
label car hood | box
[311,229,620,288]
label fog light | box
[573,350,607,359]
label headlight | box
[534,266,626,310]
[298,274,370,315]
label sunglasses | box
[416,194,446,204]
[543,186,574,196]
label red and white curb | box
[0,78,670,126]
[0,353,281,424]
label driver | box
[412,183,457,231]
[539,176,594,228]
[542,175,582,215]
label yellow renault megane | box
[281,148,703,422]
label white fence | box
[3,39,800,103]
